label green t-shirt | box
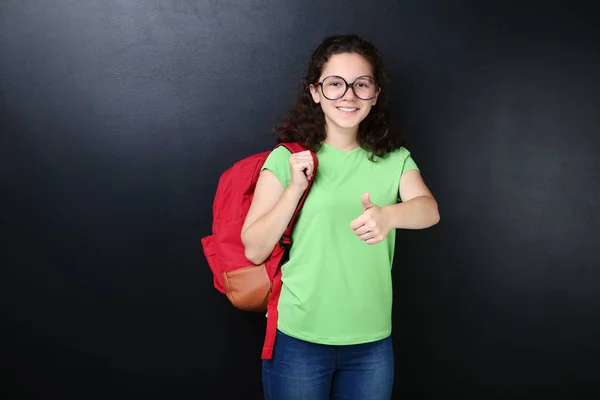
[262,142,419,345]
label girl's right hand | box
[288,150,314,193]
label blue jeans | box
[262,330,394,400]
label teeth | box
[338,107,357,112]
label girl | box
[241,34,440,400]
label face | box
[310,52,380,135]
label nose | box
[341,84,357,100]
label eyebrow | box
[319,74,375,81]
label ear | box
[309,83,321,104]
[372,87,381,106]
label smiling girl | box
[241,34,440,400]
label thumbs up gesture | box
[350,192,391,245]
[361,192,376,211]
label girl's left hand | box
[350,193,392,245]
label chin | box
[337,121,361,130]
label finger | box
[290,154,312,161]
[361,192,375,210]
[350,215,369,230]
[291,153,313,162]
[291,165,310,183]
[353,225,370,236]
[291,156,314,173]
[304,163,314,180]
[301,159,314,176]
[358,232,375,241]
[291,157,312,166]
[291,160,310,171]
[365,236,383,245]
[352,213,373,230]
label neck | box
[323,123,360,151]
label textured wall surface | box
[2,1,599,398]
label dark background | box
[2,1,599,399]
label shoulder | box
[266,145,293,161]
[369,146,412,163]
[368,146,419,174]
[262,145,292,187]
[388,146,412,158]
[388,146,417,166]
[263,145,292,168]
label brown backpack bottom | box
[223,263,272,312]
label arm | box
[382,169,440,229]
[241,170,304,265]
[242,149,315,264]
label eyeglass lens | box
[321,76,376,100]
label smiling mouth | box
[337,107,359,113]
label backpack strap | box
[275,142,319,249]
[261,142,318,360]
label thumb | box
[362,192,375,210]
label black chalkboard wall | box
[2,1,599,399]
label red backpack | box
[201,142,318,359]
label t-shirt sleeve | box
[401,148,419,175]
[261,146,292,188]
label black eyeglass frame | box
[313,75,379,100]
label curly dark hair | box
[273,34,407,160]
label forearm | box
[382,195,440,230]
[242,186,304,265]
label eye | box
[355,78,373,88]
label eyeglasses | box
[314,75,378,100]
